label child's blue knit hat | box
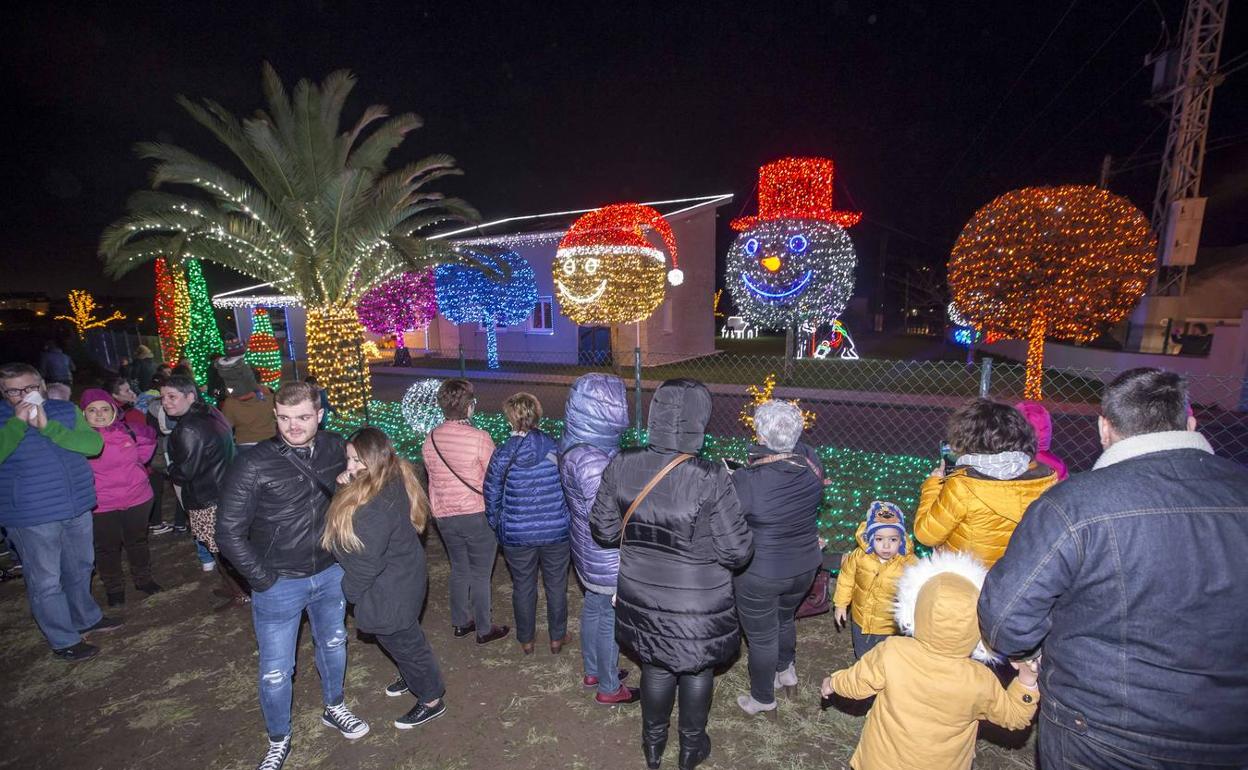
[865,500,908,555]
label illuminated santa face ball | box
[728,219,856,328]
[555,203,682,325]
[726,157,861,329]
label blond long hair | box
[322,427,429,553]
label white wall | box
[981,310,1248,410]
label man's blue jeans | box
[250,564,348,739]
[7,511,103,650]
[580,589,621,695]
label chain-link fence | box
[352,347,1246,551]
[369,348,1248,474]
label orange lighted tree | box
[55,289,127,339]
[949,185,1155,399]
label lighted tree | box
[356,270,437,366]
[99,64,482,414]
[949,185,1155,399]
[153,258,182,362]
[436,246,537,369]
[245,308,282,388]
[183,259,224,385]
[172,262,191,359]
[55,290,126,339]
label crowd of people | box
[1,349,1245,770]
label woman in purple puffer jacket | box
[80,388,163,607]
[558,374,639,705]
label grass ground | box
[0,500,1039,770]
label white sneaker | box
[201,560,217,572]
[737,693,778,715]
[322,701,370,740]
[255,735,290,770]
[774,663,798,688]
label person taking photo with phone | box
[0,362,119,661]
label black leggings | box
[640,664,714,748]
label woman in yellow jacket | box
[833,502,917,659]
[915,399,1056,567]
[822,550,1039,770]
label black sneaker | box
[106,592,125,608]
[385,677,409,697]
[394,700,446,730]
[451,622,476,638]
[321,701,369,740]
[52,641,99,662]
[172,524,189,534]
[148,522,173,535]
[136,581,164,596]
[255,735,291,770]
[81,616,124,636]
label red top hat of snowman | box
[731,157,861,231]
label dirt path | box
[1,511,1037,770]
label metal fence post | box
[458,344,466,378]
[634,346,643,434]
[979,356,994,398]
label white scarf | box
[956,450,1032,480]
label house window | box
[528,296,554,334]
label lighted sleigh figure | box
[720,316,757,339]
[726,158,860,339]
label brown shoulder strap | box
[619,453,693,544]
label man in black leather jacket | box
[215,381,365,770]
[161,376,244,600]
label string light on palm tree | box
[99,64,483,414]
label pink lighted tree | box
[356,270,437,366]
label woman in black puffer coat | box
[591,379,753,770]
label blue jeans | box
[581,589,621,695]
[251,564,348,739]
[7,511,103,650]
[194,539,214,565]
[851,620,890,660]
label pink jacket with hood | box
[1015,401,1068,480]
[422,420,495,517]
[80,388,157,513]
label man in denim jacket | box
[979,368,1248,769]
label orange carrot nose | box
[760,255,782,272]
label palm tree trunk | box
[1024,313,1046,401]
[306,305,371,415]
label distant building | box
[0,292,51,316]
[213,194,730,367]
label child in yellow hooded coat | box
[833,501,917,659]
[822,551,1039,770]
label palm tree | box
[100,63,480,413]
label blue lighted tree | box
[435,246,537,368]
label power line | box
[939,0,1082,186]
[1022,62,1148,177]
[981,0,1149,179]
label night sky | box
[4,1,1247,301]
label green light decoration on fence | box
[328,402,933,553]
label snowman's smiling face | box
[555,245,667,324]
[727,219,856,327]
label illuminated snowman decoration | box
[727,158,860,338]
[554,203,682,325]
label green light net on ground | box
[329,401,933,558]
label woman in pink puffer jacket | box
[420,379,509,644]
[80,388,163,607]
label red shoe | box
[583,669,630,688]
[595,685,640,705]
